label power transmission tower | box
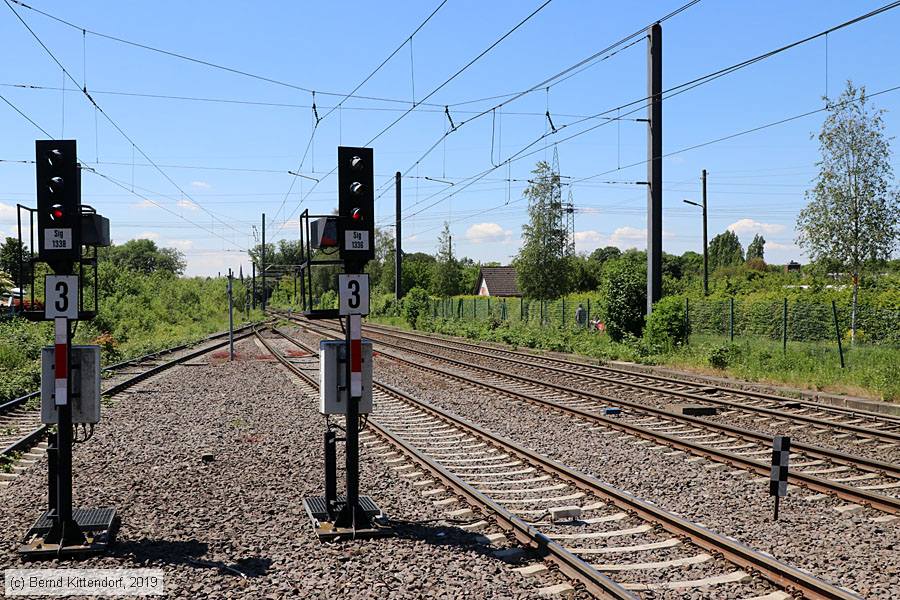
[564,189,575,257]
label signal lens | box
[50,204,64,221]
[49,176,64,194]
[351,208,362,221]
[350,182,364,195]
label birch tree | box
[798,82,900,344]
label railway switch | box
[319,340,373,415]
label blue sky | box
[1,0,898,276]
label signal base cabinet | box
[40,345,101,424]
[319,340,373,415]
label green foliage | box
[599,258,646,341]
[432,222,462,296]
[708,230,744,270]
[798,81,899,273]
[99,239,186,275]
[707,343,739,369]
[402,287,431,329]
[514,161,572,299]
[746,234,765,261]
[644,295,687,351]
[0,237,31,287]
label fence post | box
[587,299,591,325]
[540,300,544,326]
[562,298,566,327]
[502,299,507,320]
[487,296,491,318]
[685,297,690,345]
[472,296,476,320]
[782,298,788,354]
[832,300,845,369]
[520,297,524,322]
[729,297,735,342]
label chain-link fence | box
[429,295,900,348]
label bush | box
[402,287,431,329]
[708,343,739,369]
[600,260,646,341]
[644,295,688,352]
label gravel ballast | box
[296,327,900,599]
[0,336,578,599]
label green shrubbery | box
[643,295,688,352]
[0,266,257,404]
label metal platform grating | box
[303,495,381,523]
[30,507,116,535]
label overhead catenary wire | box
[0,91,245,250]
[382,0,900,227]
[4,0,247,240]
[274,0,556,237]
[5,0,453,109]
[272,0,451,228]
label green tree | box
[514,161,571,299]
[798,81,900,343]
[401,252,435,294]
[431,222,461,296]
[589,246,621,265]
[746,234,765,261]
[708,230,744,270]
[100,239,185,275]
[599,258,646,341]
[0,237,31,287]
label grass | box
[368,316,900,403]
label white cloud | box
[767,241,798,251]
[166,239,194,251]
[190,180,212,190]
[608,226,646,247]
[727,218,785,236]
[177,199,199,211]
[0,202,16,222]
[465,222,512,244]
[134,231,160,241]
[574,230,604,244]
[133,199,157,210]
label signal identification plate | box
[345,230,370,251]
[44,228,73,250]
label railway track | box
[285,316,900,515]
[0,323,260,478]
[342,321,900,451]
[363,322,900,432]
[259,325,860,599]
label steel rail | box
[267,326,860,600]
[1,328,258,460]
[362,321,900,426]
[282,323,900,515]
[253,328,632,599]
[343,322,900,443]
[0,321,262,414]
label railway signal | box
[299,146,386,541]
[18,139,115,559]
[36,140,81,270]
[337,146,375,270]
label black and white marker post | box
[770,435,791,521]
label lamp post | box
[683,184,708,295]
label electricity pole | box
[646,22,663,315]
[395,171,403,300]
[261,213,266,311]
[701,169,708,295]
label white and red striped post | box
[54,318,68,406]
[349,315,362,397]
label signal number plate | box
[345,230,369,251]
[44,228,73,250]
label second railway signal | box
[337,146,375,270]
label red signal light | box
[50,204,64,221]
[351,208,363,221]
